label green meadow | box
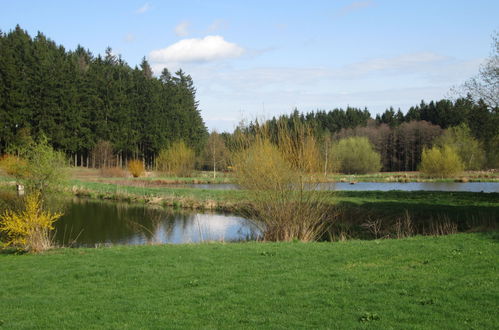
[0,233,497,329]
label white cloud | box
[343,52,449,77]
[135,3,151,14]
[207,19,228,33]
[124,33,136,42]
[174,21,190,37]
[149,36,244,64]
[337,0,374,16]
[184,53,481,132]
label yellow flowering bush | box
[0,192,62,252]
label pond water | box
[54,199,260,247]
[182,182,499,193]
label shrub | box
[234,136,333,242]
[435,123,485,170]
[234,138,295,191]
[156,141,195,177]
[276,120,322,173]
[0,154,28,177]
[128,160,145,178]
[22,137,68,193]
[2,138,68,194]
[332,137,381,174]
[419,145,464,178]
[0,192,62,252]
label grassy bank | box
[70,167,499,183]
[62,180,499,222]
[325,171,499,183]
[0,233,497,328]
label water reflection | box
[55,199,260,247]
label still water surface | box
[182,182,499,192]
[55,199,259,247]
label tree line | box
[1,26,497,174]
[0,25,208,167]
[230,97,498,172]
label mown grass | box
[0,233,497,328]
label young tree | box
[203,131,229,178]
[319,131,333,176]
[91,140,114,168]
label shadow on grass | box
[0,247,26,255]
[474,231,499,242]
[333,196,498,239]
[335,190,499,205]
[337,200,498,220]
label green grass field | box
[0,233,497,329]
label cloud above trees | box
[149,35,244,64]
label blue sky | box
[1,0,498,131]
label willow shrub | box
[128,159,145,178]
[156,141,195,177]
[332,137,381,174]
[435,123,485,170]
[0,192,62,252]
[419,145,464,178]
[234,134,333,242]
[275,120,322,173]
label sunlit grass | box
[0,233,497,328]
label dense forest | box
[0,25,207,167]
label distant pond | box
[54,199,260,247]
[180,182,499,193]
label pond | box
[181,182,499,193]
[54,199,260,247]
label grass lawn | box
[0,233,497,329]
